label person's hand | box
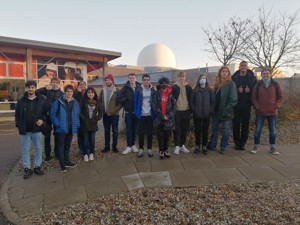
[163,115,168,120]
[245,85,250,93]
[238,85,243,93]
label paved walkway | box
[1,142,300,225]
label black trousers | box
[173,110,190,146]
[233,106,251,147]
[193,117,210,147]
[138,116,153,150]
[157,122,171,152]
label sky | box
[1,0,300,72]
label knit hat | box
[104,74,114,83]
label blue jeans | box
[56,133,73,169]
[207,118,231,150]
[103,114,119,149]
[254,115,277,146]
[125,112,138,147]
[83,131,96,155]
[20,132,43,168]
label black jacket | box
[36,87,63,112]
[15,93,46,135]
[79,100,103,132]
[172,83,193,110]
[117,81,141,113]
[190,87,215,119]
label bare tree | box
[235,7,300,74]
[202,17,250,66]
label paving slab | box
[271,164,300,179]
[238,166,285,181]
[44,186,87,210]
[99,164,137,177]
[122,173,144,190]
[24,178,64,198]
[241,155,284,166]
[273,154,300,165]
[140,172,172,187]
[181,158,216,170]
[78,159,112,173]
[134,161,151,173]
[108,154,134,166]
[151,160,184,172]
[8,186,24,200]
[170,170,210,187]
[63,171,100,189]
[10,194,44,216]
[204,168,248,184]
[211,156,250,168]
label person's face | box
[129,75,136,85]
[142,76,151,88]
[78,82,86,90]
[87,90,95,99]
[261,70,271,80]
[51,80,60,89]
[64,67,71,76]
[177,74,186,83]
[46,69,57,79]
[65,88,74,99]
[26,85,36,95]
[239,62,248,74]
[220,68,229,79]
[105,78,113,87]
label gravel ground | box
[16,120,300,224]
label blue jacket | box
[50,96,80,134]
[134,84,156,119]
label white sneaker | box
[89,153,94,161]
[122,146,132,155]
[83,154,89,162]
[250,146,259,154]
[131,145,139,153]
[137,149,144,157]
[174,146,180,155]
[180,145,190,153]
[270,147,279,155]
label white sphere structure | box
[137,43,176,69]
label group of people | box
[15,61,283,179]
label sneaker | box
[194,148,200,154]
[33,166,44,176]
[112,147,119,153]
[159,151,165,159]
[147,149,154,157]
[270,146,279,155]
[60,168,67,173]
[83,154,89,162]
[174,146,180,155]
[89,153,94,161]
[131,145,139,153]
[180,145,190,153]
[218,149,225,154]
[202,146,208,155]
[44,155,52,161]
[122,146,132,154]
[23,168,33,179]
[65,162,77,168]
[101,147,110,153]
[137,149,144,157]
[250,146,259,154]
[164,149,171,158]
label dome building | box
[137,43,176,72]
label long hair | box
[194,74,210,92]
[83,86,98,101]
[214,66,231,89]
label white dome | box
[137,43,176,68]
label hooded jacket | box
[134,84,156,119]
[117,81,141,113]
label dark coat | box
[151,85,176,130]
[172,83,193,110]
[190,87,215,119]
[36,87,64,112]
[15,92,46,135]
[79,100,102,132]
[117,81,141,113]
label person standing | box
[190,74,215,155]
[99,74,122,153]
[232,61,257,150]
[250,68,283,155]
[15,80,45,179]
[207,66,238,154]
[152,77,176,159]
[172,71,193,154]
[134,74,155,157]
[36,77,64,161]
[117,73,141,154]
[50,85,80,172]
[80,87,102,162]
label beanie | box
[104,74,114,83]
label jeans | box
[194,117,210,147]
[254,115,277,146]
[233,107,251,147]
[138,116,153,150]
[157,121,171,151]
[56,133,73,169]
[20,132,43,168]
[103,114,119,148]
[207,118,232,150]
[173,110,190,146]
[125,112,138,147]
[83,131,96,155]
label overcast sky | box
[1,0,300,71]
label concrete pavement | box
[1,143,300,225]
